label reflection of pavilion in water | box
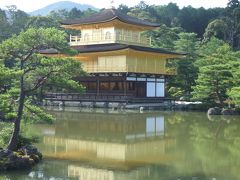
[38,110,176,179]
[68,164,153,180]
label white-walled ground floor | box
[44,73,174,107]
[74,73,167,98]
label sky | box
[0,0,229,12]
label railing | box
[44,93,174,103]
[44,93,134,102]
[83,64,176,75]
[70,33,151,46]
[44,93,175,105]
[83,65,128,73]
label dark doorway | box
[136,82,146,97]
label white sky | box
[0,0,229,12]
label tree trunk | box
[7,89,25,151]
[215,79,224,107]
[7,91,25,151]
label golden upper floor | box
[74,46,180,75]
[40,43,184,75]
[69,28,151,47]
[61,8,160,47]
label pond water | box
[1,107,240,180]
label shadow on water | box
[1,107,240,179]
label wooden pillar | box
[124,80,127,97]
[164,76,167,97]
[97,79,99,96]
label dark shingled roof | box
[72,43,186,56]
[39,44,186,56]
[61,8,160,27]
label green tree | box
[227,56,240,106]
[203,19,228,42]
[127,1,157,22]
[0,65,20,121]
[178,6,224,37]
[81,8,97,18]
[192,45,239,106]
[0,64,19,93]
[192,63,233,105]
[147,25,181,50]
[198,37,225,57]
[227,7,240,49]
[118,4,130,14]
[0,28,84,150]
[150,3,180,26]
[48,9,69,21]
[0,9,10,42]
[207,0,240,49]
[168,32,199,99]
[227,0,240,10]
[228,87,240,105]
[6,5,30,35]
[174,32,199,55]
[68,7,83,19]
[0,6,32,42]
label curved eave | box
[39,44,186,59]
[73,47,185,59]
[127,46,186,57]
[61,16,159,27]
[61,18,159,31]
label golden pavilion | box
[43,8,184,104]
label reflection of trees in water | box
[29,160,69,179]
[164,112,240,179]
[0,160,68,180]
[189,116,240,179]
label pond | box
[1,107,240,180]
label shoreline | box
[43,100,209,111]
[0,145,42,171]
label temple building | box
[43,8,185,103]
